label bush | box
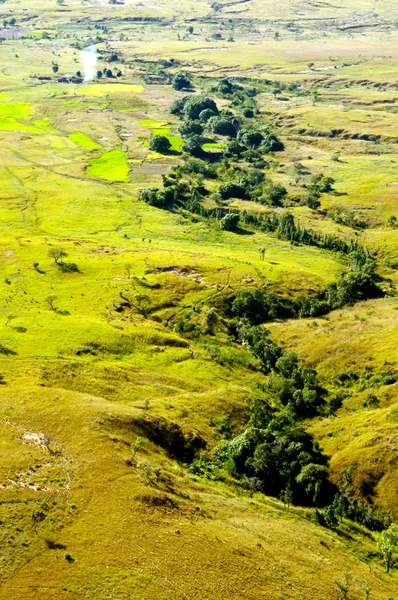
[183,96,218,120]
[183,134,205,156]
[260,133,284,153]
[238,129,263,149]
[223,140,244,158]
[207,116,237,137]
[218,181,247,200]
[259,179,287,206]
[170,96,188,115]
[232,289,285,324]
[172,72,191,91]
[362,393,379,408]
[139,187,173,208]
[178,120,203,137]
[149,135,171,153]
[220,213,240,231]
[243,108,254,118]
[179,158,217,178]
[199,108,217,123]
[58,262,80,273]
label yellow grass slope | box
[1,384,397,600]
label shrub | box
[178,120,203,136]
[207,116,237,137]
[223,140,244,158]
[259,180,287,206]
[243,107,254,118]
[183,134,205,156]
[199,108,217,123]
[238,129,263,148]
[58,262,80,273]
[172,72,191,91]
[260,133,284,153]
[170,96,188,115]
[139,187,174,208]
[362,393,379,408]
[149,135,171,153]
[219,213,240,231]
[183,96,218,120]
[218,181,247,200]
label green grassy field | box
[0,0,398,597]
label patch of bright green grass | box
[141,119,169,129]
[167,135,184,151]
[203,142,225,150]
[68,131,101,150]
[32,119,57,132]
[0,102,31,118]
[86,147,130,182]
[27,30,58,38]
[151,129,183,151]
[0,117,43,133]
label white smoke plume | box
[81,46,98,82]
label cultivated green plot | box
[86,147,130,182]
[68,131,102,150]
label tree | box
[124,263,133,279]
[296,463,329,505]
[239,324,282,372]
[170,96,188,115]
[378,525,398,573]
[48,247,67,264]
[219,213,240,231]
[172,72,192,91]
[131,437,145,460]
[335,573,352,600]
[261,133,284,153]
[96,70,103,79]
[149,135,171,153]
[52,64,59,74]
[45,295,58,311]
